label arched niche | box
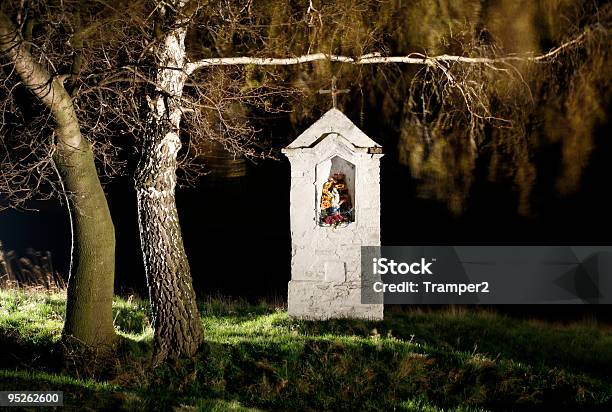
[316,155,356,227]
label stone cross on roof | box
[318,76,350,108]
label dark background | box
[1,105,611,320]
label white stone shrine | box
[282,108,384,320]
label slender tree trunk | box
[0,12,116,349]
[57,137,116,348]
[134,1,202,362]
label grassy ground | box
[0,289,611,411]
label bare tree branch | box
[185,28,594,74]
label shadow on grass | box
[280,306,612,380]
[131,332,611,411]
[1,290,612,411]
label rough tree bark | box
[134,0,202,363]
[0,11,116,349]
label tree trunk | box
[135,138,203,361]
[134,1,203,362]
[0,12,116,349]
[57,136,116,348]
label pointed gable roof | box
[285,108,381,150]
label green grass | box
[1,289,611,411]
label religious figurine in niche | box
[320,173,353,227]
